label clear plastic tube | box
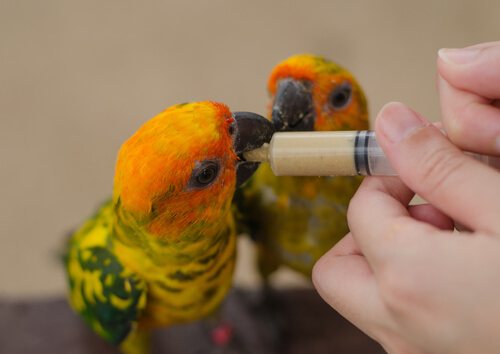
[243,130,500,176]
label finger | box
[437,74,500,155]
[437,43,500,155]
[407,204,455,231]
[433,121,444,130]
[375,102,500,234]
[438,42,500,98]
[347,175,439,265]
[326,232,363,257]
[312,234,382,339]
[454,222,472,232]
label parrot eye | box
[328,81,353,110]
[187,160,221,189]
[197,167,216,184]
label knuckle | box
[412,145,466,198]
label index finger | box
[376,103,500,234]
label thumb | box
[375,102,500,235]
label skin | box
[312,42,500,353]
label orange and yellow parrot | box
[236,54,369,278]
[65,101,274,353]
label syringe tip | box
[243,143,271,163]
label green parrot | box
[236,54,369,279]
[65,101,274,353]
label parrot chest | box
[120,225,237,329]
[247,165,363,274]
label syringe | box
[243,130,500,176]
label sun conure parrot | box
[65,101,274,354]
[236,54,369,279]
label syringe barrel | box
[269,131,359,176]
[269,130,500,176]
[269,130,397,176]
[352,131,500,175]
[354,131,396,175]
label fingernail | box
[378,102,426,143]
[438,47,479,65]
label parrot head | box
[113,101,274,237]
[267,54,368,131]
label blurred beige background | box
[1,0,499,299]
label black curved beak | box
[271,77,315,131]
[232,111,275,187]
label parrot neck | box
[110,196,235,267]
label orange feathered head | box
[113,101,273,237]
[267,54,368,131]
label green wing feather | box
[65,201,147,345]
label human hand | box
[438,41,500,155]
[312,43,500,354]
